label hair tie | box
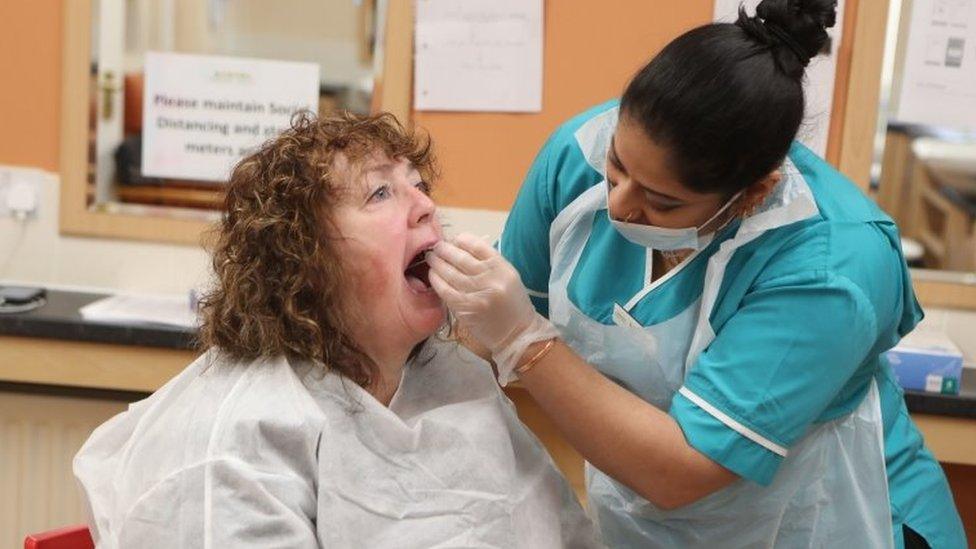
[763,23,811,66]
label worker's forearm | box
[516,340,736,509]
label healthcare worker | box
[427,1,967,547]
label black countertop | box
[1,288,974,418]
[0,289,195,350]
[904,367,976,419]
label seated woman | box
[73,112,599,548]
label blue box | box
[886,334,963,395]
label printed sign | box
[142,52,320,182]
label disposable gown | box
[73,339,601,548]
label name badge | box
[612,303,643,329]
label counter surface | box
[2,288,974,418]
[0,289,195,350]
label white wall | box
[914,306,976,367]
[0,166,210,296]
[0,164,507,297]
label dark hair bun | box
[736,0,838,78]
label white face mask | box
[607,182,743,251]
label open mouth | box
[404,249,434,293]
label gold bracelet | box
[515,338,558,377]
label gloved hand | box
[427,233,559,385]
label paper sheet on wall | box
[713,0,846,157]
[894,0,976,131]
[414,0,543,112]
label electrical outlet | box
[0,168,40,219]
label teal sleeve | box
[499,100,617,317]
[499,138,558,317]
[670,271,879,485]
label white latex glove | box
[427,233,559,385]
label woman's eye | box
[642,191,681,213]
[368,185,391,203]
[414,180,431,195]
[649,202,680,213]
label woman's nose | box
[409,186,436,226]
[608,180,642,223]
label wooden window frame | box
[59,0,413,245]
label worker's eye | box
[642,191,682,212]
[648,201,680,213]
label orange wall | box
[0,1,713,205]
[415,1,716,210]
[0,0,62,172]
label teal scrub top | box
[500,100,967,548]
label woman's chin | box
[413,306,447,339]
[394,281,447,344]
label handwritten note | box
[414,0,543,112]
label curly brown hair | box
[198,110,438,387]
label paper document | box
[894,0,976,131]
[414,0,543,112]
[80,294,199,329]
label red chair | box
[23,525,94,549]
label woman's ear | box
[734,170,781,218]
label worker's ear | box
[734,170,781,218]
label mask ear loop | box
[623,211,638,223]
[733,169,783,219]
[698,190,746,236]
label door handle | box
[100,71,119,121]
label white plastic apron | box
[544,109,894,548]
